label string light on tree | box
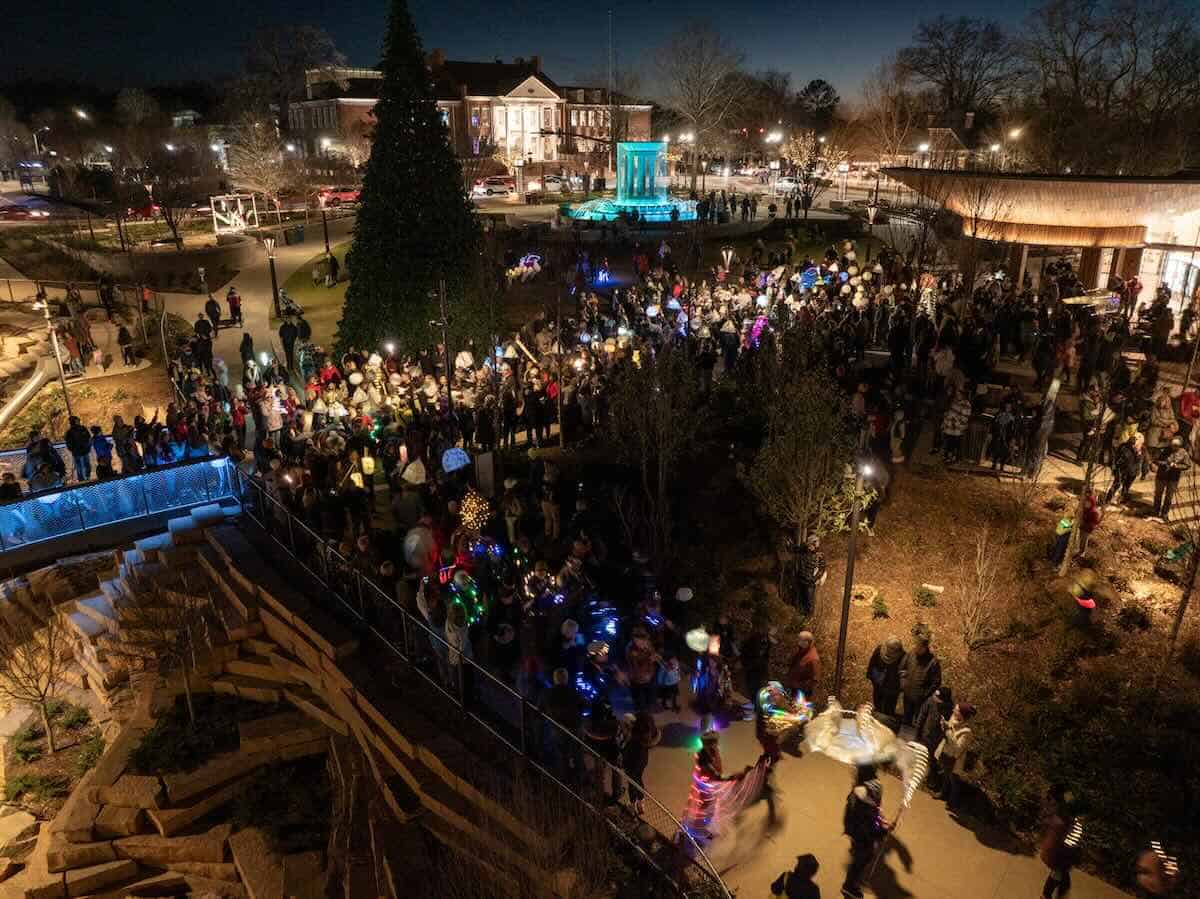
[459,488,492,532]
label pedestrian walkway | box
[640,699,1130,899]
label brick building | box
[287,53,651,172]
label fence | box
[239,475,731,898]
[0,456,239,553]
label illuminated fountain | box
[569,141,697,223]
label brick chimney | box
[531,55,541,73]
[428,48,445,69]
[964,110,975,130]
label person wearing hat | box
[935,701,977,811]
[866,635,905,719]
[1152,436,1192,520]
[899,624,941,726]
[785,631,820,701]
[842,762,892,898]
[771,853,820,899]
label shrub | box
[128,694,258,775]
[59,704,92,731]
[1115,601,1151,632]
[12,741,42,764]
[914,586,939,608]
[11,723,42,745]
[75,735,105,775]
[5,774,68,802]
[871,596,890,619]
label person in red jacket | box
[785,631,820,700]
[1039,787,1082,899]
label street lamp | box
[103,145,113,153]
[285,143,295,153]
[74,108,89,121]
[1009,127,1023,140]
[32,299,73,418]
[316,195,331,255]
[833,462,872,697]
[263,237,280,318]
[164,143,176,152]
[865,194,879,264]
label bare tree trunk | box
[41,702,57,754]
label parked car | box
[124,203,161,220]
[472,176,515,197]
[527,174,572,193]
[774,176,801,193]
[0,206,50,221]
[318,186,361,206]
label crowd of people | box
[3,218,1193,898]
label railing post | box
[287,514,295,555]
[139,478,151,516]
[75,494,87,533]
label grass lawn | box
[279,242,350,348]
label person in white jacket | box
[935,702,976,811]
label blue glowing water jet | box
[569,141,697,222]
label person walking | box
[239,332,255,370]
[117,325,136,366]
[621,710,660,815]
[226,286,243,326]
[1039,787,1082,899]
[899,627,941,726]
[841,763,892,898]
[204,294,222,334]
[865,636,904,719]
[279,317,299,371]
[940,390,972,463]
[914,685,953,791]
[1152,437,1191,520]
[1106,433,1140,505]
[64,416,92,482]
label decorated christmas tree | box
[336,0,482,354]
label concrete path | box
[640,702,1130,899]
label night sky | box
[5,0,1039,100]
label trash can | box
[291,225,305,244]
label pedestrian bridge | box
[0,456,242,569]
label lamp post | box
[317,195,331,256]
[866,195,879,264]
[833,463,871,697]
[263,237,280,318]
[431,278,455,415]
[34,298,73,419]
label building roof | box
[883,167,1200,248]
[433,60,561,100]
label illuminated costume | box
[681,732,769,846]
[755,681,811,763]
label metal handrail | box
[239,475,731,898]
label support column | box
[1079,247,1103,290]
[1008,243,1029,287]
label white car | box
[472,177,515,197]
[528,174,568,193]
[774,176,801,193]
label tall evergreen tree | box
[337,0,481,354]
